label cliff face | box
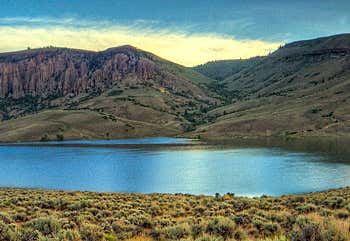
[0,46,162,99]
[0,45,215,129]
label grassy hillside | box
[193,57,263,81]
[0,86,199,142]
[0,109,180,142]
[1,34,350,141]
[191,34,350,139]
[0,188,349,241]
[0,46,219,142]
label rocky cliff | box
[0,46,206,100]
[0,45,217,141]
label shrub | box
[193,206,206,215]
[310,107,322,114]
[296,204,317,213]
[233,213,251,225]
[252,217,265,231]
[263,222,281,236]
[195,234,224,241]
[149,229,161,240]
[12,213,28,222]
[233,228,247,240]
[290,219,322,241]
[14,227,41,241]
[346,204,350,213]
[79,224,104,241]
[128,214,153,228]
[57,229,80,241]
[40,134,50,142]
[321,221,348,241]
[191,223,204,239]
[334,211,349,219]
[205,217,236,239]
[323,197,345,209]
[164,224,190,240]
[56,134,64,141]
[0,213,12,224]
[29,217,61,236]
[319,208,332,217]
[104,233,117,241]
[0,221,15,241]
[108,90,123,96]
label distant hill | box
[193,57,263,80]
[192,34,350,138]
[0,46,218,141]
[193,57,263,81]
[1,34,350,141]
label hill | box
[0,46,218,142]
[1,34,350,141]
[193,34,350,139]
[193,57,263,81]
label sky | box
[0,0,349,66]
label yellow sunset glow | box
[0,26,281,66]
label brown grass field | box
[0,188,349,241]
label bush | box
[0,213,12,224]
[233,213,251,225]
[263,222,281,236]
[321,221,348,241]
[128,214,153,228]
[205,217,236,239]
[0,221,15,241]
[319,208,332,217]
[164,224,190,240]
[195,234,224,241]
[79,224,104,241]
[334,211,349,219]
[233,228,247,240]
[56,134,64,141]
[310,107,322,114]
[346,204,350,213]
[29,217,61,236]
[12,213,28,222]
[14,227,41,241]
[290,220,322,241]
[107,90,123,96]
[191,223,204,239]
[296,204,317,213]
[40,134,50,142]
[323,197,345,209]
[57,229,80,241]
[149,229,161,240]
[104,233,117,241]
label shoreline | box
[1,133,350,144]
[1,186,350,198]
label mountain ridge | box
[0,45,218,141]
[1,33,350,141]
[192,33,350,139]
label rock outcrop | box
[0,46,166,99]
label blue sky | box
[0,0,349,65]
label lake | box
[0,137,349,196]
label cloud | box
[0,17,282,66]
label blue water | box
[0,137,350,196]
[21,137,192,145]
